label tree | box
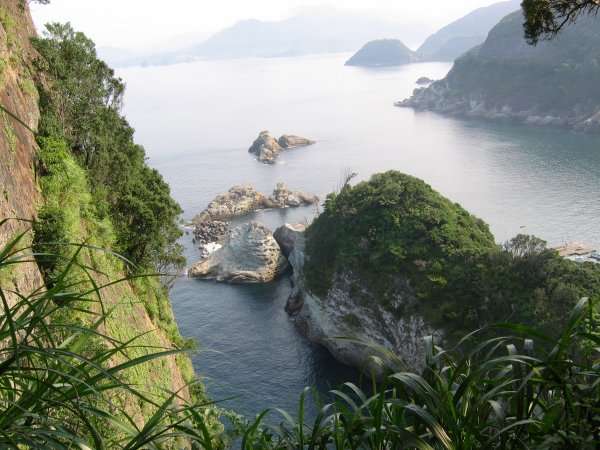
[522,0,600,44]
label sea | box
[116,53,600,419]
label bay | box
[117,54,600,418]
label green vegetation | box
[0,226,225,448]
[304,171,600,342]
[31,22,184,274]
[423,10,600,119]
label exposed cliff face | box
[399,11,600,131]
[279,222,439,376]
[0,0,194,424]
[0,0,44,303]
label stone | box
[277,134,316,149]
[416,76,434,85]
[268,182,319,209]
[189,221,289,283]
[192,185,269,224]
[248,131,284,164]
[274,222,307,258]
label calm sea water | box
[117,54,600,418]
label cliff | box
[400,11,600,131]
[0,0,202,434]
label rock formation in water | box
[191,183,318,240]
[269,182,319,208]
[278,134,316,149]
[399,11,600,132]
[193,185,268,224]
[189,221,289,283]
[249,131,315,164]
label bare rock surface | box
[277,134,316,149]
[249,131,315,164]
[189,221,289,283]
[268,182,319,208]
[248,131,283,164]
[193,185,268,223]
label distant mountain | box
[187,15,420,60]
[417,0,521,61]
[115,12,430,66]
[345,39,418,67]
[398,11,600,132]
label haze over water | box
[117,54,600,417]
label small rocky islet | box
[248,131,315,164]
[188,183,318,277]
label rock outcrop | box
[278,134,316,149]
[191,184,318,229]
[249,131,315,164]
[193,185,268,224]
[416,76,434,85]
[269,182,319,208]
[189,221,289,283]
[248,131,284,164]
[276,222,439,376]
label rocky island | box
[189,221,289,283]
[248,131,315,164]
[344,39,418,67]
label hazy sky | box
[30,0,507,50]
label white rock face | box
[189,221,289,283]
[277,222,440,376]
[193,185,268,224]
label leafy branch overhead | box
[522,0,600,43]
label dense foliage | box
[31,22,184,274]
[304,171,600,342]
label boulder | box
[274,222,307,259]
[189,221,289,283]
[268,182,319,209]
[248,131,283,164]
[192,185,269,224]
[277,134,316,149]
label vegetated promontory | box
[284,171,600,373]
[399,11,600,132]
[344,39,418,67]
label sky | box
[30,0,507,51]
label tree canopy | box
[522,0,600,43]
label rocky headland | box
[398,12,600,132]
[189,221,289,283]
[249,131,315,164]
[275,222,438,376]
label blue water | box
[117,54,600,418]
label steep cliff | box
[0,0,200,432]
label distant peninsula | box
[398,11,600,132]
